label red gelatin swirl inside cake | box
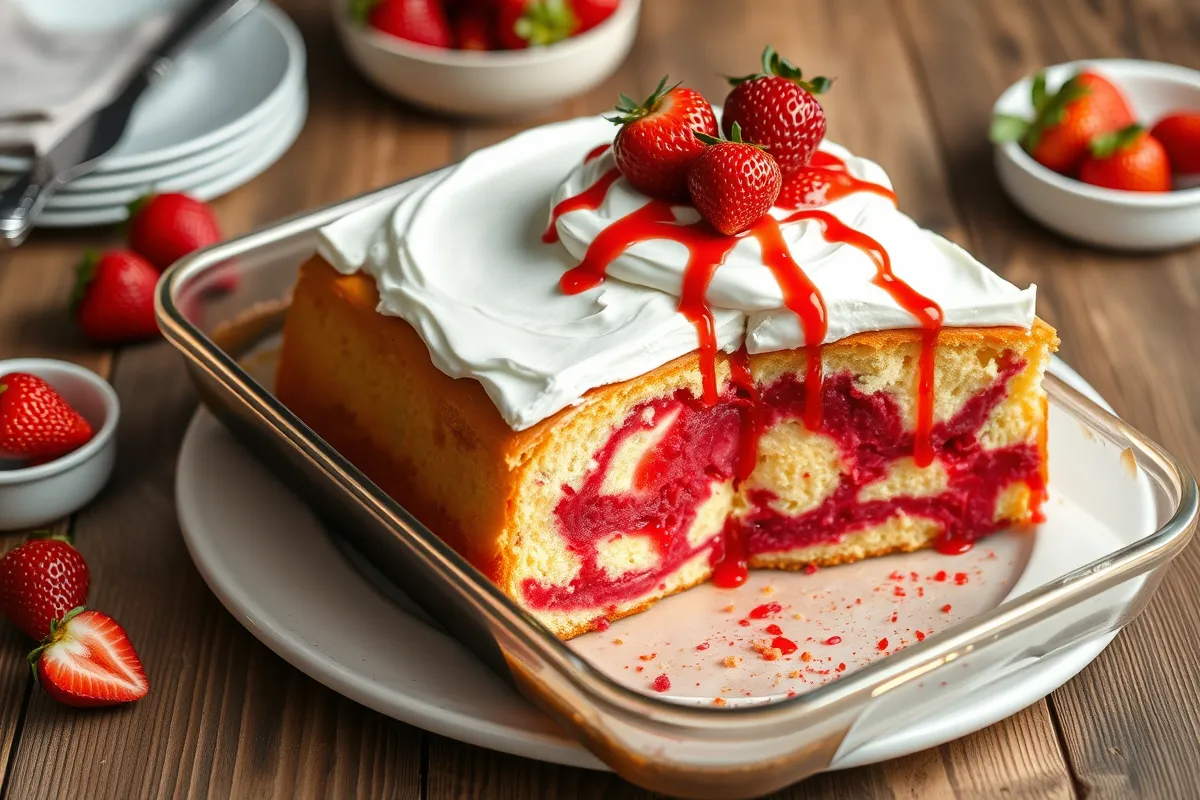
[520,356,1043,612]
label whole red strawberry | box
[609,76,718,201]
[687,123,782,236]
[991,70,1135,176]
[494,0,573,49]
[126,193,222,272]
[1150,111,1200,175]
[568,0,618,32]
[357,0,451,47]
[0,373,93,463]
[72,250,160,344]
[0,536,90,641]
[1078,124,1171,192]
[721,46,831,178]
[31,608,149,708]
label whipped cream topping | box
[319,115,1036,431]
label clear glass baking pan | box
[157,173,1197,799]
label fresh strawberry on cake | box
[278,48,1056,639]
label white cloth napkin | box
[0,0,175,155]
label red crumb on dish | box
[934,570,947,582]
[877,638,889,651]
[955,572,969,585]
[941,604,952,613]
[652,674,671,692]
[765,624,783,636]
[823,636,842,646]
[893,586,907,597]
[738,618,750,627]
[890,612,898,623]
[696,642,711,651]
[749,602,782,619]
[639,652,657,661]
[837,662,846,672]
[804,564,818,575]
[915,630,926,641]
[889,571,904,581]
[636,665,644,672]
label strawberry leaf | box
[1021,73,1091,150]
[70,250,99,315]
[990,114,1031,144]
[1031,72,1048,113]
[348,0,379,24]
[1089,123,1145,158]
[607,75,680,125]
[514,0,577,46]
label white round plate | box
[47,82,304,192]
[44,93,307,210]
[0,2,304,173]
[34,91,307,228]
[176,357,1121,771]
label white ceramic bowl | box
[0,360,119,531]
[332,0,640,117]
[992,59,1200,251]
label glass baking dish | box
[157,173,1198,799]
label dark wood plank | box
[895,0,1200,796]
[428,0,1075,795]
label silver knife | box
[0,0,260,248]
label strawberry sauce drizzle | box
[542,167,622,244]
[584,143,612,163]
[775,209,944,467]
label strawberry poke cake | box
[277,49,1057,639]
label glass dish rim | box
[155,171,1199,732]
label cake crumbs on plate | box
[638,652,657,661]
[722,656,742,668]
[612,638,623,645]
[721,604,736,613]
[713,697,728,706]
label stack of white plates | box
[0,2,306,228]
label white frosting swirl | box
[318,115,1036,431]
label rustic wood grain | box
[895,0,1200,797]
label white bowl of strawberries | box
[333,0,639,116]
[992,59,1200,251]
[0,361,119,531]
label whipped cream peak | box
[318,114,1036,431]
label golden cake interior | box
[278,256,1058,638]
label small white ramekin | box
[0,359,119,531]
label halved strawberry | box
[609,76,718,201]
[30,608,149,708]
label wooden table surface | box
[2,1,1199,797]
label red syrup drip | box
[777,150,898,211]
[584,142,611,163]
[748,214,828,431]
[772,636,799,655]
[777,209,944,467]
[542,167,622,244]
[728,347,763,483]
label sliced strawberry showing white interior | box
[30,608,149,708]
